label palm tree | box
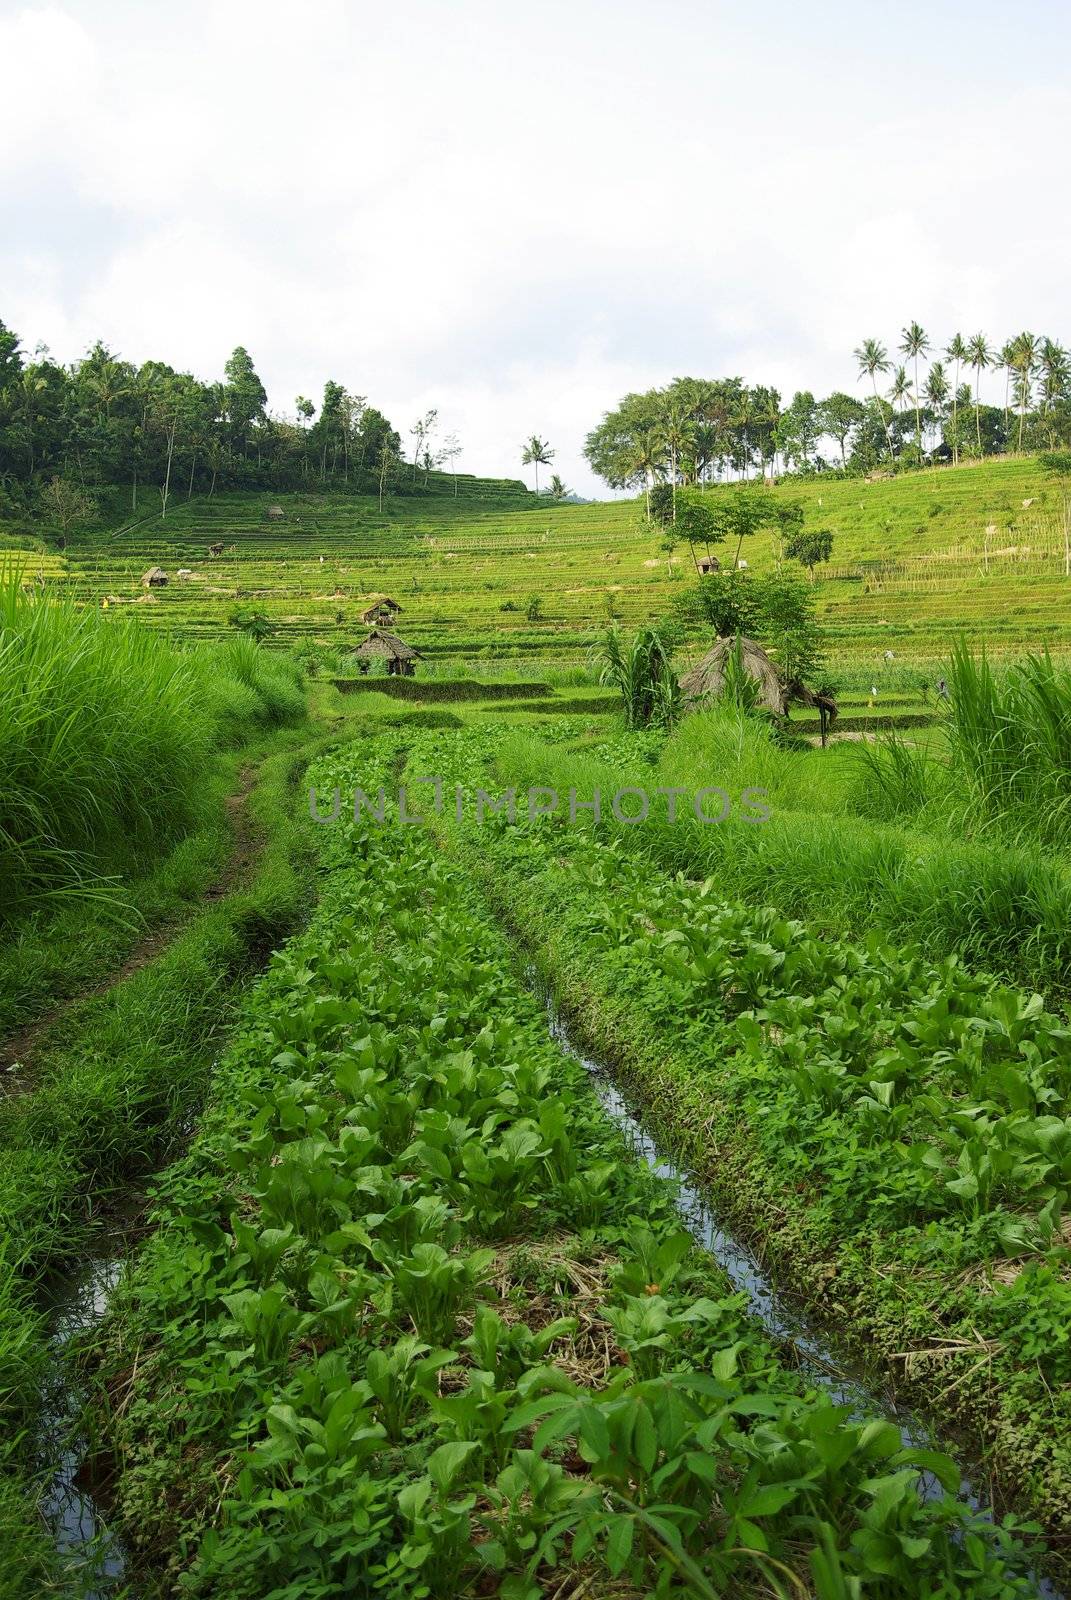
[1039,338,1068,415]
[628,428,663,520]
[997,338,1016,436]
[966,334,992,457]
[945,334,967,464]
[1009,332,1039,452]
[889,365,913,420]
[924,362,949,457]
[854,338,894,463]
[658,401,693,517]
[899,322,930,459]
[520,435,554,494]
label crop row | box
[87,734,1042,1599]
[400,725,1071,1567]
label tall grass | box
[593,624,680,729]
[0,570,304,917]
[491,714,1071,995]
[946,642,1071,848]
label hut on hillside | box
[680,635,838,744]
[360,596,402,624]
[353,627,422,677]
[208,542,225,557]
[266,505,286,521]
[696,553,720,575]
[141,566,168,587]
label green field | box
[9,455,1070,673]
[4,477,1071,1597]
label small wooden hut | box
[266,505,286,521]
[208,542,224,557]
[360,596,402,625]
[680,635,838,743]
[696,554,720,575]
[141,566,168,587]
[353,627,422,677]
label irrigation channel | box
[33,981,1063,1598]
[536,977,1063,1600]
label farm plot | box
[84,732,1045,1599]
[398,724,1071,1572]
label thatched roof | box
[142,566,168,586]
[680,636,787,714]
[353,627,421,661]
[696,554,720,573]
[361,593,401,613]
[680,636,839,725]
[266,504,285,519]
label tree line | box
[0,317,412,530]
[584,327,1071,500]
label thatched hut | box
[696,554,720,575]
[141,566,168,587]
[353,627,422,677]
[360,596,402,624]
[208,542,224,557]
[680,635,838,743]
[266,505,286,521]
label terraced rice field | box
[13,455,1071,671]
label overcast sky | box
[3,0,1070,497]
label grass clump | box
[0,570,305,918]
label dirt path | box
[0,762,264,1093]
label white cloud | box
[3,0,1071,494]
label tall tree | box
[817,392,864,468]
[520,434,554,495]
[1008,332,1039,452]
[967,334,993,457]
[924,362,949,455]
[854,339,894,463]
[899,321,930,458]
[223,347,267,458]
[945,333,968,464]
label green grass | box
[79,728,1046,1598]
[0,571,306,918]
[19,455,1071,674]
[0,723,328,1598]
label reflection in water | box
[39,1254,127,1597]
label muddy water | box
[540,988,1061,1600]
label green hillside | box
[15,456,1071,670]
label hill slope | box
[15,456,1071,670]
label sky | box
[3,0,1071,498]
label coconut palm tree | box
[924,362,949,456]
[945,334,968,464]
[1010,333,1039,452]
[967,334,992,457]
[997,338,1016,436]
[889,365,913,420]
[1039,338,1068,414]
[628,428,663,520]
[658,401,694,517]
[899,322,930,459]
[854,338,894,463]
[520,435,554,494]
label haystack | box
[680,635,838,741]
[680,636,787,714]
[141,566,168,587]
